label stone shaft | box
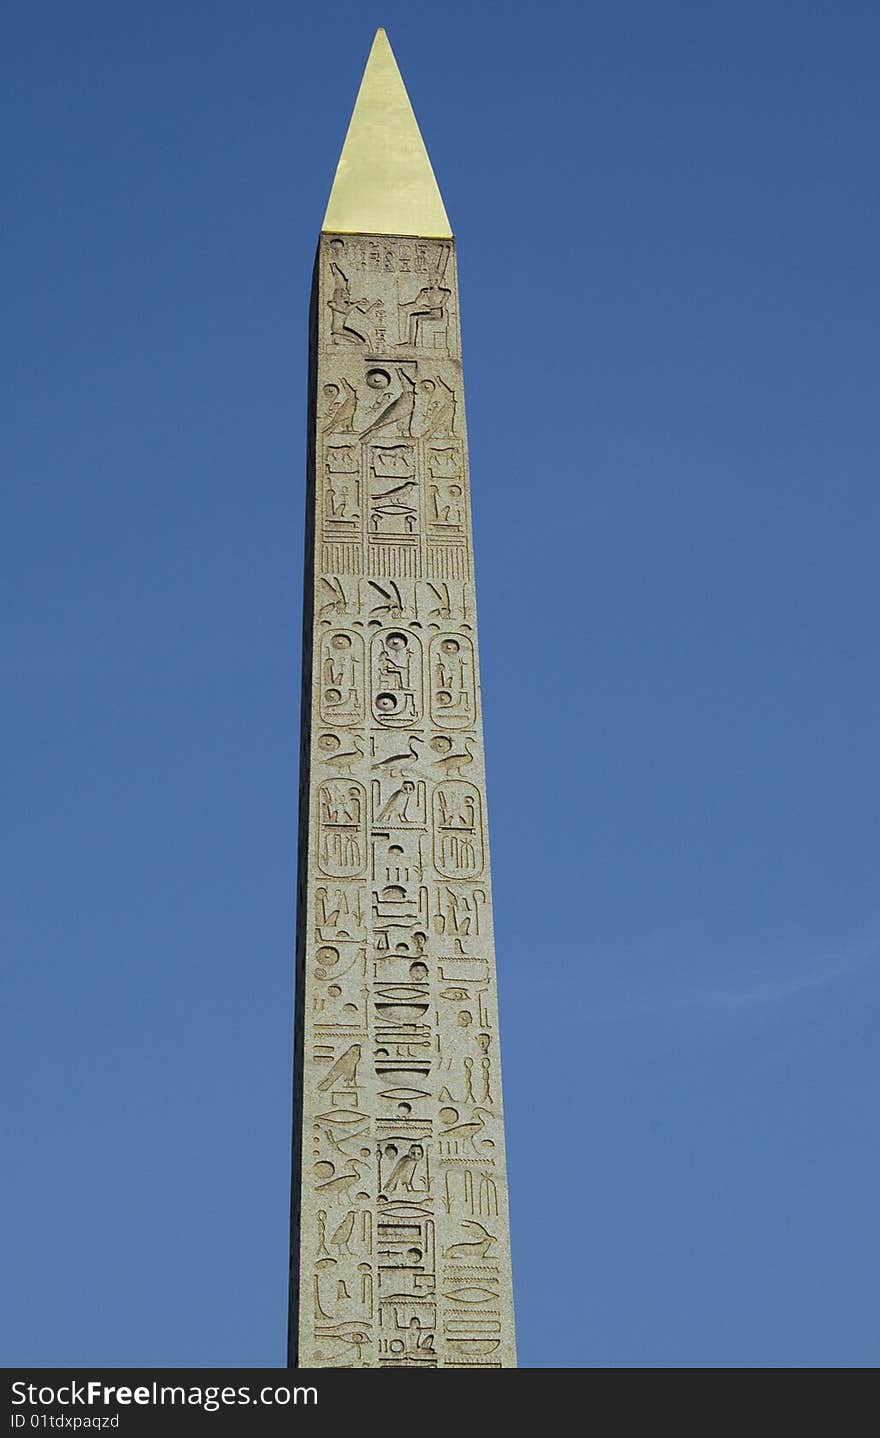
[288,230,516,1368]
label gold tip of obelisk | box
[321,28,452,239]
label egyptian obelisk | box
[288,29,516,1369]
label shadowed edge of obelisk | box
[287,249,320,1368]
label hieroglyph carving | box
[291,232,515,1367]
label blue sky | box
[2,0,879,1368]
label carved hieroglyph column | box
[288,29,516,1369]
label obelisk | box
[288,29,516,1369]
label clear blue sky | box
[3,1,879,1369]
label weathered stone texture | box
[288,230,516,1368]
